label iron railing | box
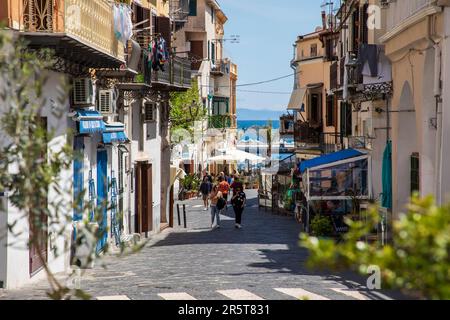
[19,0,123,60]
[152,56,192,89]
[208,115,237,129]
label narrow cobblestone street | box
[0,191,404,300]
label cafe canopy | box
[298,149,372,202]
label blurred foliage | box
[300,195,450,299]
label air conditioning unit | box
[73,78,94,105]
[143,103,157,123]
[98,89,116,115]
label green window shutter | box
[189,0,197,16]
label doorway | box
[135,162,153,234]
[29,117,48,275]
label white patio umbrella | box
[208,149,265,163]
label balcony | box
[294,122,344,154]
[208,115,237,130]
[385,0,438,31]
[9,0,124,68]
[151,57,192,91]
[211,60,228,76]
[170,0,190,23]
[279,114,294,136]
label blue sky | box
[219,0,324,111]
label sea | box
[237,120,280,130]
[237,120,293,161]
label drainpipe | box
[425,14,443,204]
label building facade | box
[0,0,192,289]
[172,0,238,176]
[380,0,450,215]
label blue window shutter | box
[73,136,84,221]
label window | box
[361,4,369,45]
[411,153,420,194]
[340,102,352,136]
[211,42,215,64]
[189,0,197,16]
[211,6,214,23]
[309,93,321,125]
[310,44,318,57]
[212,97,229,115]
[326,96,335,127]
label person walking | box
[230,174,244,195]
[231,186,246,229]
[209,185,224,229]
[199,176,212,211]
[217,176,230,210]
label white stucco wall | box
[128,98,162,234]
[1,71,72,289]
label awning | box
[102,122,128,144]
[72,110,105,134]
[299,149,364,173]
[287,88,307,110]
[208,149,265,163]
[307,82,324,90]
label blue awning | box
[299,149,364,173]
[102,123,128,144]
[73,110,105,134]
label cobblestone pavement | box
[0,190,406,300]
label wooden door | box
[135,163,153,234]
[141,163,153,233]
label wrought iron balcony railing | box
[151,56,192,90]
[208,115,237,129]
[211,60,228,76]
[17,0,124,62]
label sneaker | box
[204,207,208,211]
[236,224,242,229]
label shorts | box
[202,194,208,201]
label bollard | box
[177,204,181,226]
[183,204,187,228]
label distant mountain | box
[237,108,286,121]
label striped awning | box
[72,110,105,134]
[102,122,128,144]
[287,88,307,110]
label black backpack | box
[217,197,227,210]
[233,192,246,207]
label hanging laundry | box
[113,4,133,45]
[357,44,379,77]
[152,36,170,72]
